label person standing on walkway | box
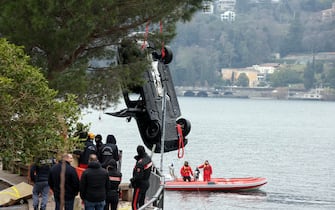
[78,132,97,169]
[130,145,152,210]
[100,134,119,169]
[30,157,55,210]
[48,153,80,210]
[94,134,104,162]
[105,159,122,210]
[80,154,110,210]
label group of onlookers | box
[29,131,154,210]
[29,132,122,210]
[78,133,120,170]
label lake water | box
[81,97,335,210]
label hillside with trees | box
[169,0,335,89]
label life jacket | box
[181,166,193,177]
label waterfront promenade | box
[0,169,131,210]
[0,168,46,210]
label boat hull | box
[164,177,267,191]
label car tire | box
[176,118,191,137]
[162,46,173,64]
[145,120,161,139]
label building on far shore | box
[321,2,335,22]
[221,63,281,87]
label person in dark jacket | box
[30,157,54,210]
[94,134,104,162]
[100,134,119,168]
[105,159,122,210]
[130,145,152,210]
[80,154,110,210]
[78,132,97,169]
[48,154,79,210]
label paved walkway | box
[0,169,131,210]
[0,169,53,210]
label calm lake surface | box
[82,97,335,210]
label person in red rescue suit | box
[130,145,153,210]
[198,160,213,181]
[180,161,193,182]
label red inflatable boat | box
[164,177,267,191]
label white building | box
[202,1,214,14]
[217,0,236,12]
[221,11,236,22]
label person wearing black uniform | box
[105,159,122,210]
[78,132,97,168]
[100,134,119,168]
[130,145,153,210]
[95,134,104,162]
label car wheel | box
[162,46,173,64]
[145,120,161,139]
[176,118,191,137]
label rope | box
[159,20,165,58]
[141,20,150,49]
[176,124,185,158]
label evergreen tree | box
[0,0,203,108]
[0,38,82,165]
[280,13,304,56]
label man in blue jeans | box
[48,153,80,210]
[30,158,54,210]
[80,154,110,210]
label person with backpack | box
[78,132,97,169]
[100,134,119,168]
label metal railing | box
[138,168,164,210]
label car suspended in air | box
[107,32,191,153]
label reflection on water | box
[267,192,335,208]
[82,97,335,210]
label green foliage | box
[236,73,249,87]
[270,68,303,87]
[170,1,335,87]
[0,0,204,109]
[304,62,315,89]
[324,67,335,88]
[0,38,83,164]
[280,14,304,56]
